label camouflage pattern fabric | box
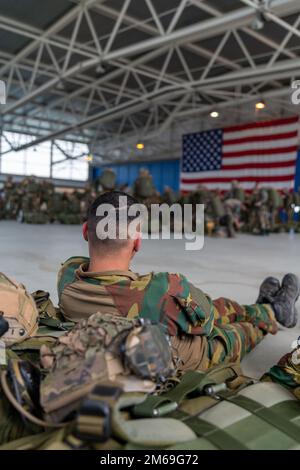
[3,179,20,219]
[39,312,173,423]
[262,348,300,399]
[58,257,277,370]
[249,187,270,233]
[207,298,277,366]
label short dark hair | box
[87,191,140,251]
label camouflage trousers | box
[207,298,277,367]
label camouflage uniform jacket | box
[57,256,214,337]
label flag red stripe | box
[181,174,294,184]
[223,145,298,158]
[225,116,298,133]
[221,159,296,170]
[223,131,298,146]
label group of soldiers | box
[1,170,300,236]
[0,176,96,224]
[175,181,300,238]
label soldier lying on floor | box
[57,191,299,372]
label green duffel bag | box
[1,358,300,450]
[57,213,81,225]
[23,212,48,224]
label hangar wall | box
[92,150,300,193]
[91,159,181,193]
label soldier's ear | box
[82,221,88,241]
[132,232,141,254]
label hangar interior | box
[0,0,300,451]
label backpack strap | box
[73,384,122,444]
[173,410,249,450]
[134,364,250,418]
[133,370,207,417]
[220,393,300,444]
[0,272,19,289]
[31,290,65,322]
[37,317,74,331]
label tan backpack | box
[0,272,38,345]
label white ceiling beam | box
[191,0,299,59]
[0,3,240,121]
[95,86,296,155]
[94,2,241,70]
[5,55,300,153]
[0,14,95,60]
[0,0,103,76]
[1,0,276,116]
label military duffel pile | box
[0,273,299,450]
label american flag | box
[180,116,299,191]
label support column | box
[50,140,53,179]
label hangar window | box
[0,132,88,181]
[50,140,89,181]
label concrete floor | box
[0,220,299,378]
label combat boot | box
[272,273,300,328]
[256,277,280,304]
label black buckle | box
[92,384,122,401]
[74,384,122,443]
[0,313,9,337]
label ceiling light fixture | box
[95,64,106,76]
[251,10,265,30]
[255,100,266,110]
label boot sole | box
[280,274,300,328]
